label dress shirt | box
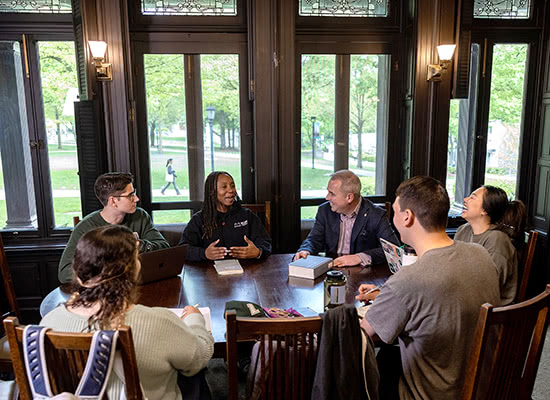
[337,199,372,266]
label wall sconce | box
[427,44,456,82]
[89,41,112,81]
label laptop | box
[138,245,187,284]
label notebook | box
[168,307,212,332]
[380,238,417,274]
[138,245,187,284]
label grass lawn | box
[0,197,81,229]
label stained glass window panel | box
[0,0,71,13]
[299,0,389,17]
[474,0,530,19]
[141,0,237,16]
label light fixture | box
[427,44,457,82]
[88,40,112,81]
[206,106,216,122]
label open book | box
[169,307,212,332]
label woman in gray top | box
[455,185,527,305]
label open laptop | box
[138,245,187,284]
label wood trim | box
[334,55,350,171]
[277,0,299,252]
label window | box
[447,41,530,210]
[474,0,531,19]
[133,37,251,224]
[140,0,237,16]
[0,36,80,235]
[299,49,394,219]
[0,0,71,13]
[299,0,389,17]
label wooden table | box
[41,254,390,355]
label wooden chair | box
[384,201,392,220]
[226,310,322,400]
[461,284,550,400]
[242,201,271,234]
[0,233,20,373]
[3,317,143,400]
[516,230,538,303]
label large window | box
[299,51,392,219]
[447,41,530,209]
[0,36,80,235]
[133,37,251,224]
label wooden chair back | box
[3,316,143,400]
[73,216,81,226]
[384,201,392,220]
[0,233,19,372]
[226,310,322,400]
[242,201,271,234]
[516,230,538,303]
[461,284,550,400]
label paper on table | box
[168,307,212,332]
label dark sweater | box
[58,208,169,284]
[179,202,272,261]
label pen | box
[193,303,200,308]
[363,285,380,296]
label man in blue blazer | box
[294,170,399,266]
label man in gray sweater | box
[58,172,169,283]
[357,176,500,400]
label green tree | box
[144,54,186,153]
[200,54,241,150]
[350,55,379,168]
[300,54,336,151]
[38,41,78,149]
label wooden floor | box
[533,328,550,400]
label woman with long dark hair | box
[41,225,214,400]
[180,171,272,261]
[455,185,527,305]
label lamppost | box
[206,106,216,171]
[311,116,316,169]
[311,116,320,169]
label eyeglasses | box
[116,190,137,200]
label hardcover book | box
[288,255,332,279]
[214,259,244,275]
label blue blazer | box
[298,198,399,265]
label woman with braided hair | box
[41,225,214,400]
[455,185,527,305]
[180,171,272,261]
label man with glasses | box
[58,172,169,284]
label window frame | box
[295,36,404,211]
[128,0,246,32]
[131,32,253,220]
[449,31,540,209]
[0,30,79,241]
[295,0,401,31]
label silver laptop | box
[138,245,187,284]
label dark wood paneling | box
[277,0,299,253]
[6,247,64,324]
[74,100,107,216]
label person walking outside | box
[161,158,181,195]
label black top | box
[179,201,272,261]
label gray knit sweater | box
[455,223,518,305]
[40,304,214,400]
